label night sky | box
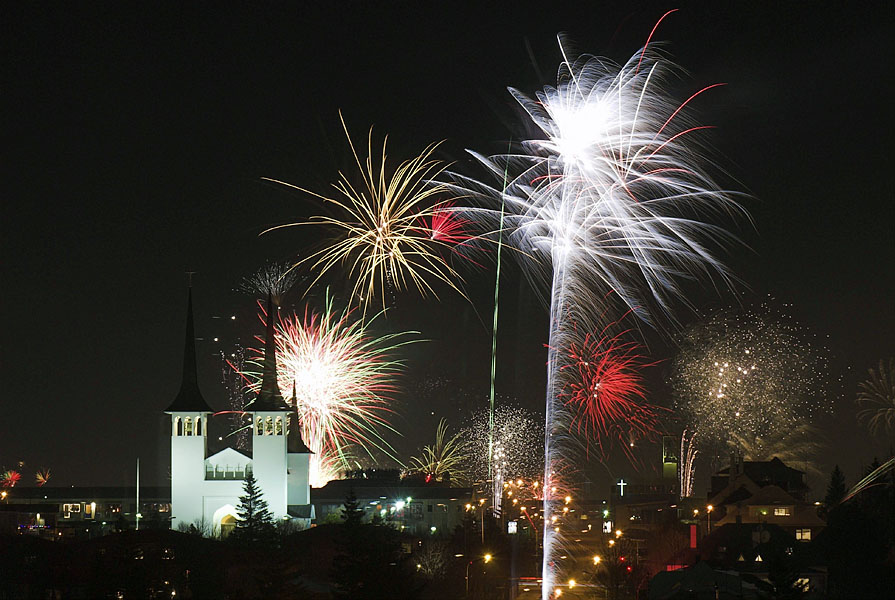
[4,3,893,493]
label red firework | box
[560,327,662,458]
[1,470,22,487]
[427,203,471,246]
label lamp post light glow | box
[466,554,493,597]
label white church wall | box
[287,453,311,505]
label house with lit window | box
[310,472,473,536]
[707,457,825,541]
[166,290,313,535]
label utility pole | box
[135,457,141,531]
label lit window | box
[265,416,273,435]
[796,528,811,541]
[275,417,283,435]
[256,417,263,435]
[63,503,81,515]
[184,417,193,436]
[773,507,791,516]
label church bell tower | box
[165,288,213,528]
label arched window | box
[256,417,263,435]
[174,417,182,436]
[265,416,273,435]
[196,417,202,436]
[275,416,283,435]
[184,417,193,436]
[286,415,292,435]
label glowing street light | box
[593,555,602,564]
[466,553,493,597]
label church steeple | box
[165,288,213,413]
[251,294,291,412]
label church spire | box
[165,287,213,413]
[252,294,290,412]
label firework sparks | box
[262,114,466,313]
[448,15,745,594]
[249,296,415,487]
[239,261,301,304]
[35,468,51,487]
[2,470,21,487]
[559,322,663,459]
[671,302,830,452]
[221,346,252,450]
[408,419,471,485]
[679,428,698,498]
[856,358,895,437]
[462,404,545,514]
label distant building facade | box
[311,472,472,536]
[708,456,825,541]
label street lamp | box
[465,553,492,597]
[707,505,714,533]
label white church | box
[164,290,313,535]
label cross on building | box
[617,479,627,497]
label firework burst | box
[448,14,746,594]
[262,114,466,313]
[35,468,51,487]
[671,301,830,452]
[408,419,471,485]
[239,261,301,304]
[249,296,415,487]
[559,321,663,459]
[1,470,21,487]
[856,358,895,437]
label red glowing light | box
[558,319,664,460]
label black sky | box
[3,2,893,492]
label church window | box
[275,417,283,435]
[256,417,263,435]
[174,417,182,436]
[184,417,193,436]
[265,416,273,435]
[196,417,202,436]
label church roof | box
[249,294,291,412]
[165,288,214,413]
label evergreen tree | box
[231,472,275,544]
[824,465,846,510]
[340,489,364,527]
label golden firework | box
[263,114,465,313]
